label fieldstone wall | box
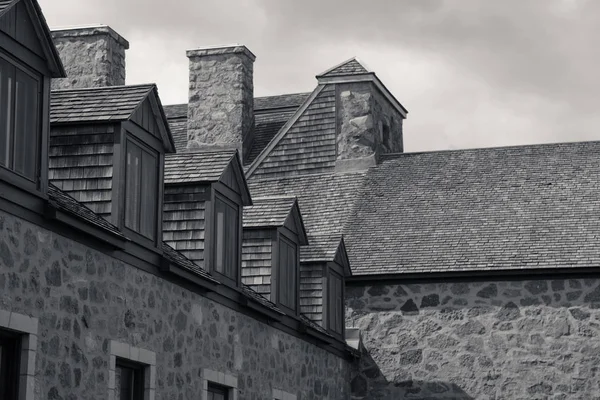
[371,89,403,154]
[0,210,351,399]
[336,82,404,163]
[186,46,255,158]
[337,82,375,161]
[51,26,128,90]
[347,279,600,399]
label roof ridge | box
[316,57,372,78]
[250,195,297,201]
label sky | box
[39,0,600,152]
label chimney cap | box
[51,25,129,49]
[186,44,255,62]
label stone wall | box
[51,26,128,90]
[0,210,352,399]
[186,46,255,158]
[336,82,404,163]
[347,278,600,399]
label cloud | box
[38,0,600,151]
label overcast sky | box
[39,0,600,152]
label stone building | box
[2,1,600,400]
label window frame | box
[0,49,45,196]
[275,230,299,314]
[208,186,242,286]
[326,267,345,338]
[108,340,156,400]
[117,127,164,250]
[115,358,145,400]
[0,309,38,400]
[201,369,238,400]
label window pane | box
[139,150,157,239]
[116,361,144,400]
[214,197,238,280]
[0,59,14,169]
[0,331,21,400]
[13,69,37,180]
[328,273,343,334]
[278,239,296,310]
[125,141,142,232]
[215,200,225,273]
[208,383,228,400]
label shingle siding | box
[300,263,324,324]
[49,124,115,219]
[163,185,208,268]
[250,85,338,179]
[242,230,273,299]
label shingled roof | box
[243,196,298,228]
[47,183,124,239]
[248,171,366,263]
[344,141,600,276]
[316,57,370,78]
[50,84,157,123]
[164,150,238,184]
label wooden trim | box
[39,75,49,195]
[246,85,326,178]
[111,125,124,228]
[0,31,50,75]
[122,121,164,152]
[160,262,219,292]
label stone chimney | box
[186,45,255,159]
[51,25,129,90]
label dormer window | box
[213,194,239,280]
[124,138,158,240]
[277,236,298,311]
[0,55,40,183]
[327,270,344,336]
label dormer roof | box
[50,84,175,152]
[164,150,252,205]
[243,196,308,245]
[316,57,371,78]
[0,0,66,77]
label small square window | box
[115,359,145,400]
[202,369,237,400]
[0,330,21,400]
[207,383,229,400]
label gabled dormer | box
[0,0,65,198]
[300,235,351,339]
[242,197,308,314]
[163,149,252,285]
[49,84,174,248]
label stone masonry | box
[51,26,129,90]
[336,82,404,163]
[186,46,255,159]
[347,279,600,399]
[0,210,351,399]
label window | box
[327,271,344,335]
[124,139,158,240]
[108,340,156,400]
[0,330,20,400]
[278,237,297,311]
[0,310,38,400]
[207,383,229,400]
[0,56,40,182]
[272,388,297,400]
[213,196,239,281]
[115,359,145,400]
[202,369,237,400]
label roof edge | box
[245,85,326,178]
